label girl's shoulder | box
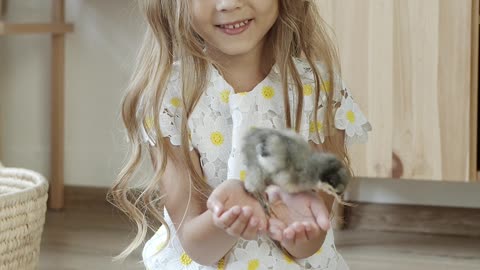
[290,57,347,92]
[292,57,330,78]
[291,57,373,145]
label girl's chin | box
[214,42,261,57]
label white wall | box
[0,0,143,187]
[1,1,479,208]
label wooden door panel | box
[316,0,473,181]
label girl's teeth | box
[221,20,250,29]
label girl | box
[109,0,371,269]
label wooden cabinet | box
[316,0,479,182]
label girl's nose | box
[216,0,244,12]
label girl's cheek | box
[189,2,211,36]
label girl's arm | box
[149,140,264,266]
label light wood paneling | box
[317,0,474,181]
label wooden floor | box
[39,206,480,270]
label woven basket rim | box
[0,166,47,270]
[0,167,49,201]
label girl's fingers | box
[250,203,266,231]
[304,221,321,240]
[282,227,296,248]
[226,206,252,237]
[241,217,260,240]
[215,205,241,229]
[292,222,307,243]
[268,227,283,242]
[310,198,330,231]
[268,218,286,241]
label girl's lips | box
[216,19,253,35]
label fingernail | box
[285,230,294,239]
[213,206,220,214]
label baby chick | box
[241,127,350,197]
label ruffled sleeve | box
[138,66,194,150]
[297,59,372,145]
[333,81,372,145]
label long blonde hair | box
[107,0,351,260]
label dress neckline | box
[208,62,279,97]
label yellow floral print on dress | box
[261,86,275,99]
[247,259,259,270]
[309,120,323,133]
[229,241,274,269]
[303,84,313,96]
[256,85,283,114]
[306,107,327,143]
[210,131,225,146]
[145,116,154,130]
[335,96,368,138]
[346,110,356,123]
[180,252,193,266]
[217,257,226,270]
[239,170,247,181]
[170,97,181,108]
[321,80,331,93]
[220,90,231,103]
[197,114,232,162]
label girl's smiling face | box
[191,0,279,57]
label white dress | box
[140,58,372,270]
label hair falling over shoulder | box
[107,0,352,260]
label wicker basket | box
[0,164,49,270]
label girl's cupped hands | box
[207,179,268,240]
[207,180,330,249]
